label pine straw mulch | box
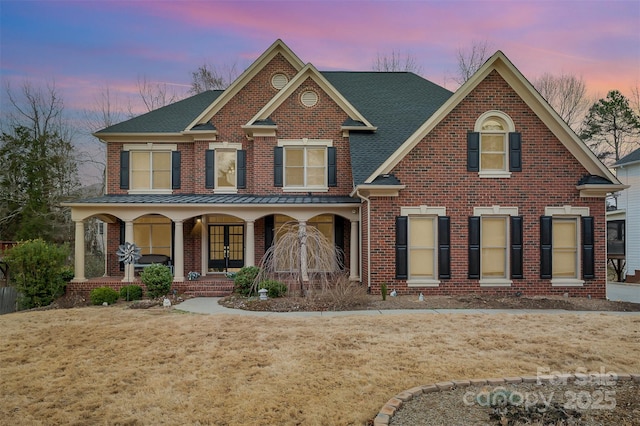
[219,293,640,313]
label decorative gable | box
[243,63,376,139]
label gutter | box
[355,188,371,290]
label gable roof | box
[367,51,624,190]
[323,71,453,185]
[245,63,377,132]
[94,90,222,136]
[186,39,306,131]
[613,147,640,168]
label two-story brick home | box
[66,39,625,298]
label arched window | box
[469,111,520,177]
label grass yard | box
[1,306,639,425]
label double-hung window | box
[205,142,246,193]
[274,139,337,191]
[120,144,180,193]
[467,111,521,177]
[469,206,523,286]
[133,215,172,257]
[396,207,450,286]
[541,206,594,286]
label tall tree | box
[372,50,423,74]
[453,40,492,86]
[580,90,640,165]
[190,62,239,94]
[533,72,590,132]
[0,81,79,242]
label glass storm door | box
[209,225,244,271]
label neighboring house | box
[611,148,640,282]
[65,39,626,298]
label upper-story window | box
[468,111,521,178]
[120,144,180,194]
[131,151,171,190]
[205,142,246,193]
[274,139,337,191]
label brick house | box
[66,39,625,298]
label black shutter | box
[119,220,125,271]
[334,215,345,269]
[510,216,523,279]
[438,216,451,279]
[120,150,130,189]
[468,216,480,279]
[328,146,337,187]
[205,150,214,189]
[540,216,552,279]
[237,150,246,189]
[274,146,283,187]
[395,216,408,279]
[171,151,181,189]
[467,132,480,172]
[265,215,274,250]
[509,132,522,172]
[582,216,595,279]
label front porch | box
[67,275,235,298]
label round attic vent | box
[301,90,318,107]
[271,73,288,90]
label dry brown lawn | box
[1,306,639,425]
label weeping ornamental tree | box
[580,90,640,165]
[255,222,344,296]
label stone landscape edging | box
[373,372,640,425]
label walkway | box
[176,297,640,317]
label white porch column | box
[349,220,359,281]
[200,216,208,276]
[245,220,255,267]
[72,220,87,282]
[123,220,134,282]
[173,219,185,282]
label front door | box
[209,224,244,272]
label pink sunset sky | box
[1,0,639,115]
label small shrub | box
[381,282,388,301]
[59,266,75,282]
[140,264,173,298]
[4,239,70,309]
[90,286,119,305]
[234,266,260,296]
[260,279,287,298]
[312,277,369,310]
[120,285,143,301]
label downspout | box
[355,188,371,291]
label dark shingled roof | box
[322,72,453,185]
[577,175,613,185]
[615,147,640,167]
[95,90,223,134]
[69,194,360,205]
[93,72,453,187]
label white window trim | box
[474,110,515,178]
[545,206,586,287]
[403,206,446,287]
[209,142,243,194]
[278,139,333,192]
[124,143,177,194]
[475,206,517,287]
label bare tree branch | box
[533,72,590,132]
[453,40,492,86]
[372,50,423,74]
